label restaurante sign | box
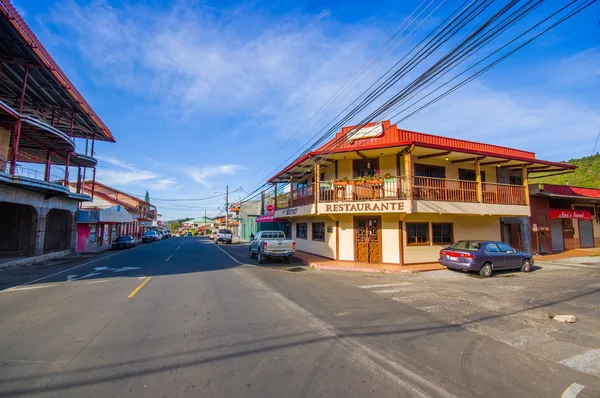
[549,209,592,221]
[321,201,408,214]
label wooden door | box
[355,216,381,263]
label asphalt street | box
[0,236,598,397]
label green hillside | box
[529,153,600,188]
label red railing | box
[276,185,314,209]
[320,176,410,202]
[482,182,526,205]
[412,176,478,202]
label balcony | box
[273,175,528,217]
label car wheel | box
[284,256,292,264]
[479,262,492,278]
[521,259,532,273]
[249,247,256,259]
[258,251,264,264]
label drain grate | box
[286,267,306,273]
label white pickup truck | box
[249,231,296,264]
[215,229,233,244]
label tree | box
[144,190,150,203]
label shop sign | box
[320,201,409,214]
[266,204,275,212]
[549,209,591,221]
[347,123,383,142]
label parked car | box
[439,240,533,277]
[142,230,160,243]
[210,230,218,240]
[164,229,171,238]
[249,230,296,264]
[215,229,233,244]
[112,235,136,249]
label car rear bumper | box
[439,258,479,271]
[264,250,294,257]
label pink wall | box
[77,224,90,252]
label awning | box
[549,209,592,221]
[256,215,286,223]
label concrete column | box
[69,210,77,252]
[34,207,50,256]
[522,165,529,206]
[475,158,483,203]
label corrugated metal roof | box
[539,184,600,199]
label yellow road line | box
[166,255,172,262]
[128,277,151,298]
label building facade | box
[268,121,574,265]
[528,184,600,254]
[76,205,134,252]
[0,2,114,261]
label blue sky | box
[13,0,600,219]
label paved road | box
[0,237,598,397]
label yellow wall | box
[402,214,501,264]
[338,214,354,261]
[381,214,401,263]
[337,159,352,180]
[379,155,397,176]
[292,216,337,259]
[411,157,498,183]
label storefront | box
[529,184,600,253]
[76,205,134,252]
[268,120,574,265]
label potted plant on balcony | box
[383,172,394,182]
[333,177,351,187]
[366,170,383,185]
[354,176,366,185]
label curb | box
[297,256,441,274]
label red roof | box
[268,120,574,183]
[0,0,115,142]
[539,184,600,199]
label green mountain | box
[529,153,600,188]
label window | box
[509,175,522,185]
[111,225,117,241]
[353,159,379,178]
[406,223,429,245]
[450,240,483,251]
[458,169,486,182]
[485,243,500,252]
[414,164,446,178]
[90,224,97,243]
[497,242,515,252]
[432,223,453,245]
[312,222,325,241]
[296,223,308,239]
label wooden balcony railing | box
[413,176,477,202]
[320,176,410,202]
[482,182,526,205]
[275,176,527,209]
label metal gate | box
[579,220,594,248]
[355,217,381,263]
[551,218,564,252]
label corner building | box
[268,121,574,266]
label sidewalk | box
[294,251,444,274]
[534,247,600,261]
[79,238,143,254]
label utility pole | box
[225,185,229,228]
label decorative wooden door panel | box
[355,217,381,264]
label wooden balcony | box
[274,175,527,210]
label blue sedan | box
[439,240,533,277]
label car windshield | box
[143,231,156,236]
[448,241,483,251]
[219,229,232,234]
[115,236,132,242]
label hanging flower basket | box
[366,179,383,185]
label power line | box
[591,131,600,156]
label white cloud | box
[96,155,177,190]
[184,164,243,186]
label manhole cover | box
[286,267,306,273]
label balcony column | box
[315,161,320,214]
[64,152,70,186]
[403,150,412,199]
[273,183,277,210]
[289,179,294,207]
[77,166,82,193]
[475,158,483,203]
[44,151,51,181]
[91,166,96,200]
[10,66,29,175]
[522,165,529,206]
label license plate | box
[447,256,458,261]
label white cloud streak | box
[184,164,243,186]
